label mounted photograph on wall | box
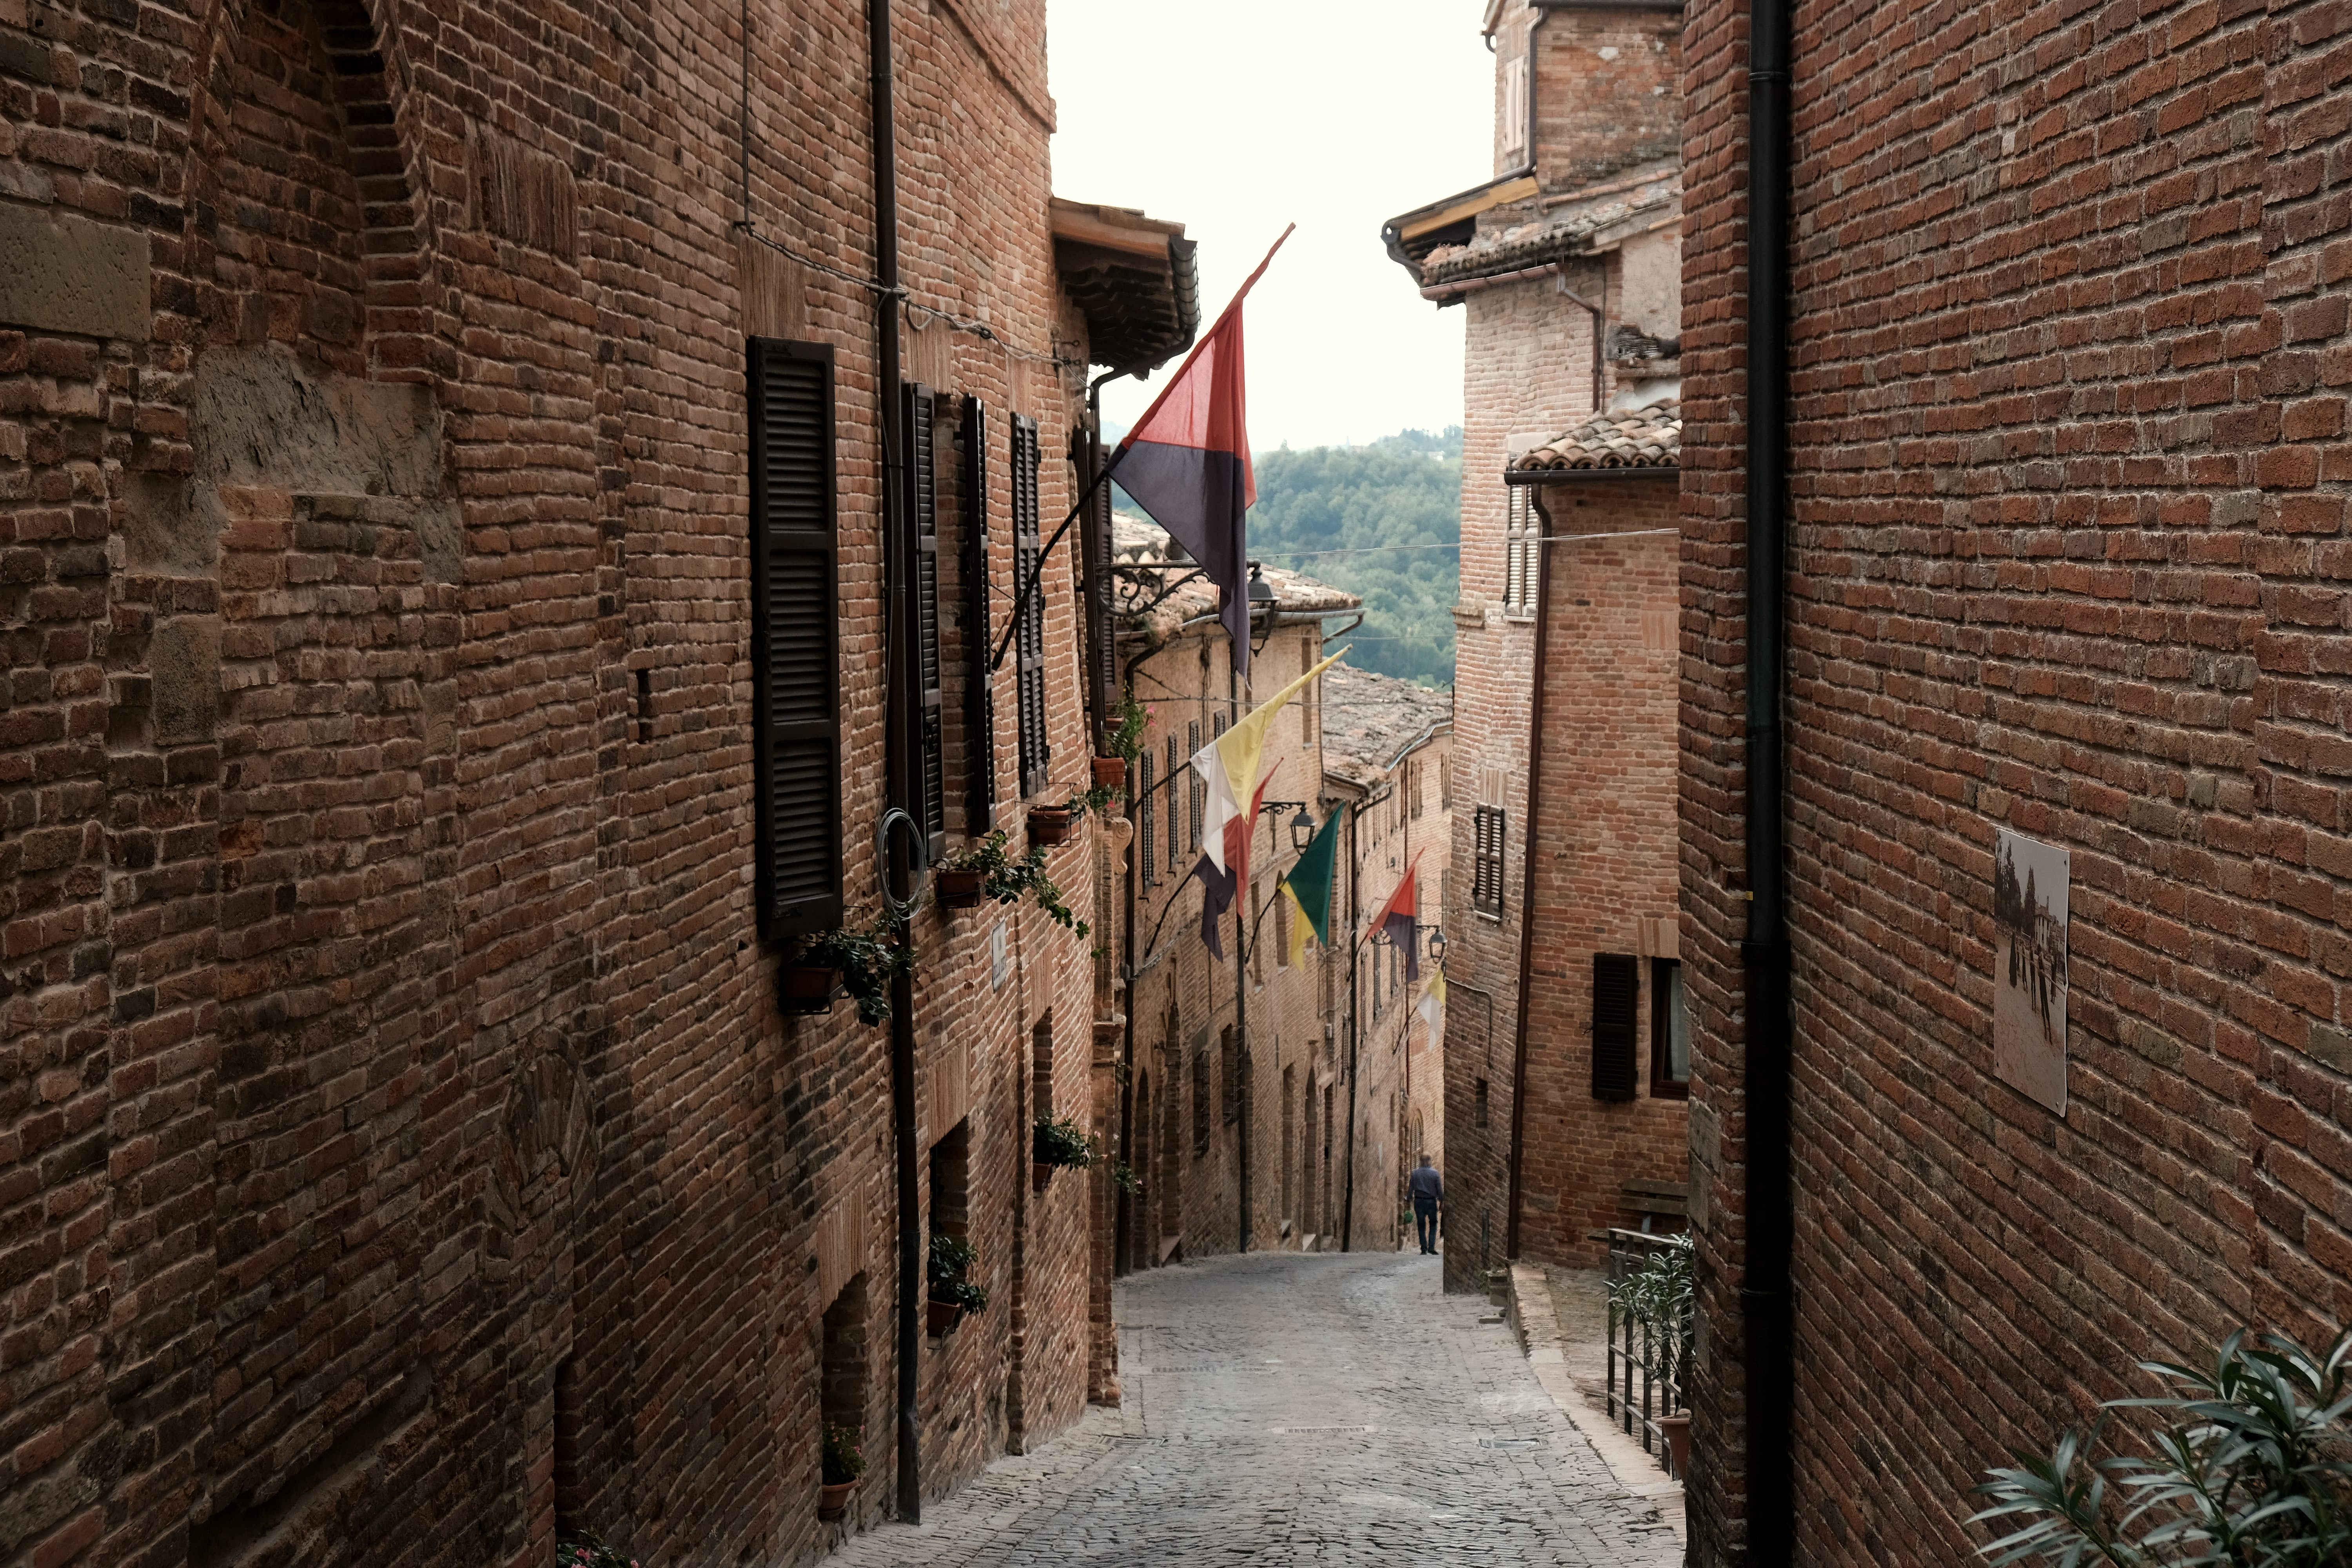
[1993,829,2070,1114]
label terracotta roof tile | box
[1318,664,1452,790]
[1510,402,1681,472]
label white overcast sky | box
[1047,2,1494,453]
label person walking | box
[1408,1155,1443,1255]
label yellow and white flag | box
[1416,964,1447,1034]
[1191,647,1346,874]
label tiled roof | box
[1110,514,1359,646]
[1318,664,1452,791]
[1417,165,1681,290]
[1510,402,1681,473]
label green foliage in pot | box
[1105,690,1149,763]
[927,1232,988,1313]
[558,1532,636,1568]
[1971,1324,2352,1566]
[944,830,1091,938]
[1076,779,1123,816]
[1033,1112,1096,1170]
[1108,1160,1143,1196]
[797,912,914,1027]
[821,1421,866,1486]
[1608,1232,1696,1368]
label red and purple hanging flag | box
[1363,853,1423,984]
[1114,226,1292,677]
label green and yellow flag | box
[1278,805,1345,969]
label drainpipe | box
[868,0,919,1526]
[1501,490,1557,1261]
[1232,654,1251,1254]
[1742,0,1796,1545]
[1338,799,1360,1251]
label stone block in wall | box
[150,616,220,746]
[0,205,150,340]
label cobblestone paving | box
[828,1250,1682,1566]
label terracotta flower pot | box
[936,867,986,908]
[1657,1414,1691,1480]
[1027,806,1076,847]
[783,966,835,1014]
[926,1298,963,1337]
[818,1479,856,1521]
[1092,755,1127,791]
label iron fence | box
[1605,1227,1688,1467]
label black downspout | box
[1232,655,1250,1254]
[1338,800,1358,1251]
[1742,0,1795,1551]
[1502,494,1555,1261]
[869,0,918,1526]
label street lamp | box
[1427,926,1446,964]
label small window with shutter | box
[1011,415,1049,797]
[1165,736,1181,870]
[1592,953,1639,1101]
[902,383,945,864]
[1139,750,1156,886]
[1472,805,1506,917]
[961,396,996,834]
[1186,721,1203,852]
[748,338,843,938]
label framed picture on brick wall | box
[1992,829,2069,1114]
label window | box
[902,383,945,863]
[748,338,843,937]
[960,396,996,834]
[1500,54,1529,164]
[1410,760,1424,820]
[1474,1076,1490,1129]
[1011,414,1049,797]
[1033,1016,1055,1122]
[1440,755,1452,809]
[1504,485,1537,614]
[1299,638,1319,742]
[1220,1026,1240,1125]
[1166,737,1181,871]
[1472,806,1506,917]
[1652,958,1690,1098]
[1592,953,1639,1102]
[1192,1045,1211,1154]
[1274,884,1291,968]
[1139,750,1156,886]
[1187,722,1203,852]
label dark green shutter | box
[748,338,842,937]
[962,396,996,833]
[904,383,945,862]
[1592,953,1639,1102]
[1011,415,1049,798]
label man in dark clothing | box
[1408,1156,1443,1254]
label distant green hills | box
[1107,424,1463,690]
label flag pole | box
[991,223,1296,677]
[989,442,1128,674]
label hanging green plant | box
[942,830,1091,938]
[1108,1160,1143,1196]
[557,1532,635,1568]
[1033,1112,1096,1170]
[821,1421,866,1486]
[927,1233,989,1313]
[1105,690,1149,763]
[792,911,914,1027]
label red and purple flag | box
[1363,853,1423,984]
[1115,227,1292,676]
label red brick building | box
[0,0,1191,1560]
[1679,0,2352,1554]
[1382,0,1689,1289]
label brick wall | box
[1515,481,1686,1268]
[1679,0,2352,1556]
[1490,0,1683,190]
[0,0,1112,1561]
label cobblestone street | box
[828,1250,1683,1566]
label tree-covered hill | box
[1109,425,1463,690]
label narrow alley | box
[828,1253,1682,1567]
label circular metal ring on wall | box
[877,807,927,922]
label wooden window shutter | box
[1011,415,1049,797]
[1078,426,1116,751]
[748,338,843,938]
[1592,952,1640,1101]
[961,396,996,833]
[1139,750,1156,886]
[903,383,946,863]
[1472,805,1506,916]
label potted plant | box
[819,1421,864,1520]
[1091,754,1127,792]
[557,1530,635,1568]
[1971,1321,2352,1564]
[932,835,1000,909]
[780,962,835,1014]
[789,915,913,1026]
[1610,1234,1695,1476]
[1027,799,1078,846]
[1033,1112,1096,1184]
[927,1234,987,1335]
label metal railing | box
[1605,1228,1688,1467]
